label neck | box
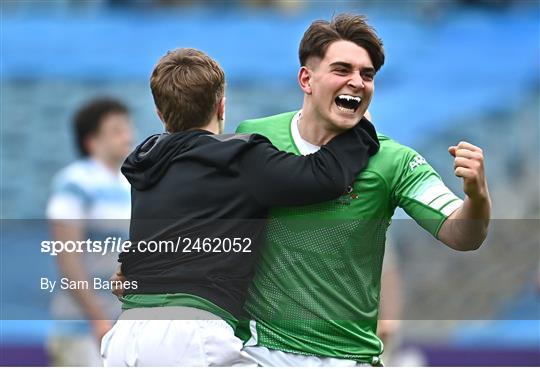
[298,102,341,146]
[91,155,120,173]
[199,117,221,134]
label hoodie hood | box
[122,130,209,191]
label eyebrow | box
[329,61,375,73]
[329,61,353,69]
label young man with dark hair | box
[46,98,133,366]
[101,48,379,366]
[73,98,130,157]
[236,13,491,366]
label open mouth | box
[335,94,362,113]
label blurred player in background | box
[46,98,133,366]
[236,13,491,366]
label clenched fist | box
[448,141,489,201]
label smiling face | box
[299,40,375,132]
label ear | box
[298,66,312,95]
[217,96,226,122]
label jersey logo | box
[409,155,427,171]
[335,185,358,205]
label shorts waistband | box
[119,306,224,321]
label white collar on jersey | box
[290,110,321,156]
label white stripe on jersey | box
[440,198,463,216]
[415,183,453,207]
[429,192,459,211]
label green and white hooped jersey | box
[235,111,462,363]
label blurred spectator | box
[46,98,133,366]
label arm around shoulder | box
[240,120,379,207]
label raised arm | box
[437,141,491,251]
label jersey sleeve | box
[392,148,463,237]
[46,172,90,220]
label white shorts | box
[242,320,379,367]
[243,346,373,367]
[100,307,257,367]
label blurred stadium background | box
[1,0,539,366]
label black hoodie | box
[120,119,379,318]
